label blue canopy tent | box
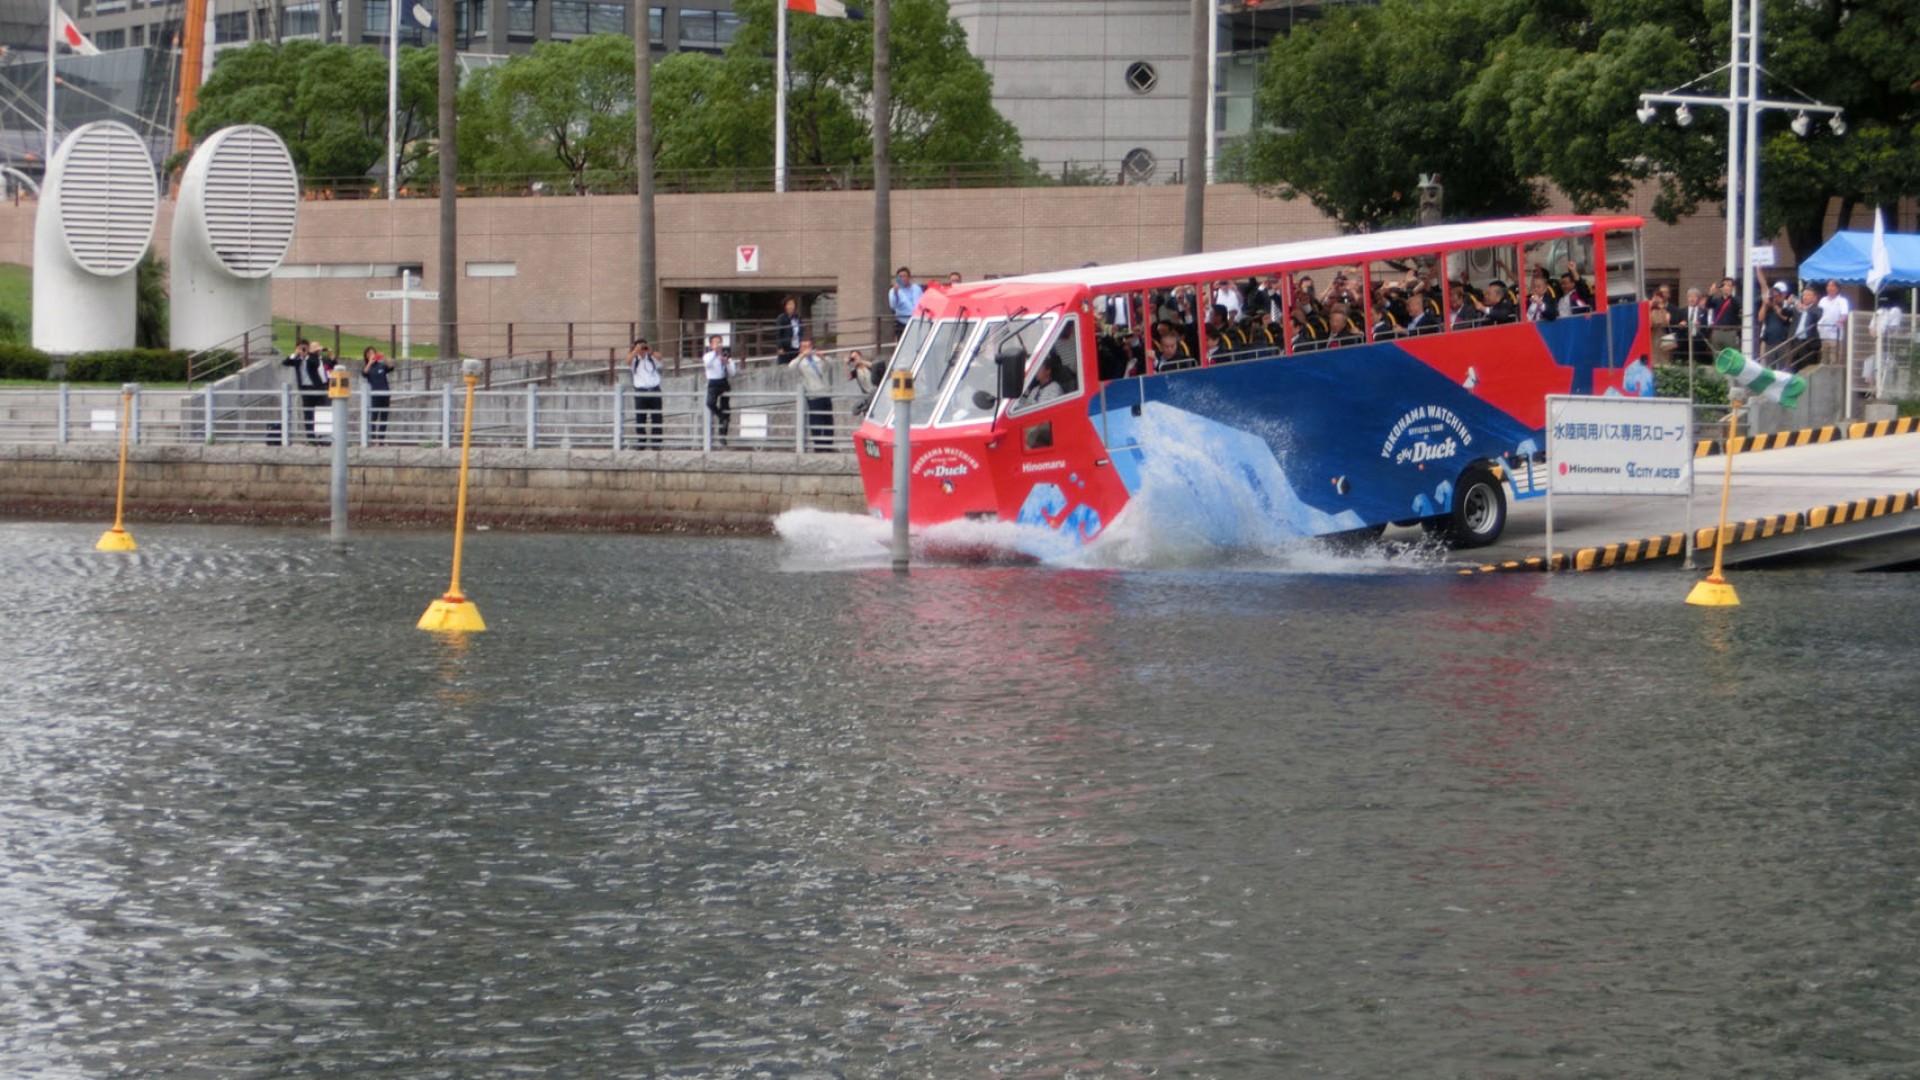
[1797,229,1920,289]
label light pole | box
[1637,0,1843,359]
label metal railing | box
[297,158,1191,201]
[0,384,866,454]
[282,316,895,384]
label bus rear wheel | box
[1424,463,1506,549]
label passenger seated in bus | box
[1404,282,1442,333]
[1525,274,1557,322]
[1558,261,1594,316]
[1205,304,1246,362]
[1242,311,1280,358]
[1324,308,1363,348]
[1526,267,1561,322]
[1464,280,1518,325]
[1325,272,1358,309]
[1095,327,1132,383]
[1149,325,1197,373]
[1372,287,1410,339]
[1020,353,1075,405]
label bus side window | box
[1013,318,1082,413]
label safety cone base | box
[1685,574,1740,607]
[95,527,137,552]
[418,592,486,632]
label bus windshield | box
[936,315,1060,426]
[865,316,933,429]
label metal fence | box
[0,385,867,454]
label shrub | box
[0,341,51,379]
[63,349,192,383]
[1654,363,1728,405]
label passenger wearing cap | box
[1755,270,1794,362]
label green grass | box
[0,263,30,343]
[0,263,439,365]
[276,319,441,361]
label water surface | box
[2,521,1917,1077]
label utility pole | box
[635,14,657,345]
[436,0,459,363]
[1183,0,1207,254]
[871,0,891,345]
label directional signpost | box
[368,269,439,360]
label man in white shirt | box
[627,339,663,448]
[702,335,736,445]
[1816,279,1851,371]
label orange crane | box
[172,0,207,157]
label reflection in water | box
[2,523,1919,1076]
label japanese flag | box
[56,6,101,55]
[786,0,860,17]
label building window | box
[1125,61,1157,94]
[95,0,127,12]
[128,23,144,44]
[93,27,125,48]
[508,0,535,39]
[213,10,250,42]
[551,0,585,34]
[280,0,319,36]
[678,8,737,49]
[1121,148,1157,184]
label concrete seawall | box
[0,445,866,532]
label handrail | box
[185,323,280,385]
[296,158,1191,200]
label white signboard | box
[1546,395,1694,497]
[736,244,760,273]
[1748,244,1776,268]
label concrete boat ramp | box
[1451,421,1920,574]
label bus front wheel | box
[1425,463,1506,549]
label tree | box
[188,40,437,185]
[457,34,637,190]
[1235,0,1920,264]
[647,0,1022,174]
[1233,0,1546,231]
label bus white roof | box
[992,218,1618,292]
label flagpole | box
[774,0,787,194]
[45,0,57,163]
[386,0,400,200]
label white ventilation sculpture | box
[170,126,300,352]
[32,121,160,354]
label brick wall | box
[0,445,866,533]
[0,182,1753,355]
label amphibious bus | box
[853,216,1649,552]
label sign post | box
[368,269,441,360]
[1545,395,1695,569]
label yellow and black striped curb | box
[1847,415,1920,440]
[1693,415,1917,458]
[1456,488,1920,576]
[1695,424,1844,458]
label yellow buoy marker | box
[95,382,139,552]
[1686,403,1741,607]
[419,359,487,632]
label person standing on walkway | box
[787,337,836,451]
[1817,280,1852,372]
[628,338,663,448]
[888,267,923,335]
[774,296,805,366]
[702,335,735,445]
[283,339,327,443]
[361,347,393,443]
